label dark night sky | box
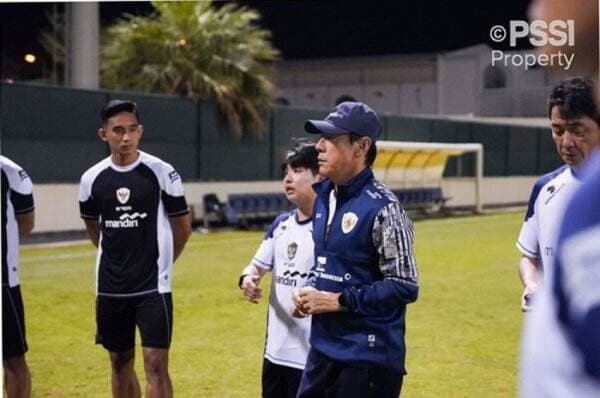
[1,1,533,79]
[241,0,533,58]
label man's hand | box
[241,275,263,304]
[521,284,538,312]
[518,255,541,312]
[292,286,341,316]
[291,287,314,318]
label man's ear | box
[138,124,144,140]
[357,136,372,157]
[98,127,107,142]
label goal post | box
[374,141,484,213]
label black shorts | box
[96,292,173,352]
[2,285,28,360]
[262,358,303,398]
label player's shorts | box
[96,292,173,352]
[262,358,303,398]
[2,285,28,360]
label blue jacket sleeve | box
[342,202,419,315]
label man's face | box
[282,164,319,205]
[314,134,369,184]
[550,106,600,167]
[98,111,143,158]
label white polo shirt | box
[516,165,582,286]
[520,155,600,397]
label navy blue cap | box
[305,101,382,141]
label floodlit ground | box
[19,211,524,397]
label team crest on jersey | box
[116,187,130,204]
[341,212,358,234]
[287,242,298,260]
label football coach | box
[292,102,419,397]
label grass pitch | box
[20,211,524,397]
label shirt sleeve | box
[251,215,288,271]
[341,202,419,315]
[517,182,544,258]
[78,172,99,220]
[7,167,34,214]
[251,236,275,271]
[159,166,189,217]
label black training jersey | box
[1,156,34,287]
[78,151,189,297]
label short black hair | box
[100,99,141,125]
[548,77,600,124]
[281,139,319,176]
[349,133,377,166]
[335,94,357,105]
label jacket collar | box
[313,167,374,204]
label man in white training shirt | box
[238,140,320,398]
[518,78,600,396]
[516,77,600,311]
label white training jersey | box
[516,165,581,286]
[252,210,313,370]
[1,156,34,288]
[520,153,600,397]
[79,151,189,296]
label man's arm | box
[339,202,419,316]
[83,219,101,248]
[15,211,34,237]
[170,213,192,263]
[294,202,419,316]
[518,255,542,311]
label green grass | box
[19,211,525,397]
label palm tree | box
[101,1,279,135]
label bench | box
[228,193,294,226]
[201,187,447,229]
[201,192,294,228]
[392,187,448,213]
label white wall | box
[399,82,437,114]
[293,86,330,108]
[363,84,398,113]
[32,178,536,233]
[441,176,536,208]
[437,57,479,114]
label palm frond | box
[101,0,279,136]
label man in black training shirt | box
[79,100,191,398]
